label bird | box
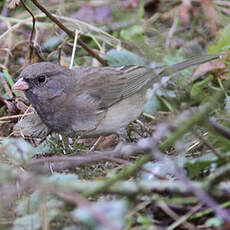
[13,55,219,139]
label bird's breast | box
[89,92,147,136]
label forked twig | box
[30,0,107,66]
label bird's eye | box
[37,75,46,83]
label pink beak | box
[13,78,29,91]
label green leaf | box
[0,162,17,183]
[185,153,218,179]
[143,92,161,115]
[34,140,52,155]
[141,160,175,181]
[138,0,144,19]
[44,36,61,50]
[205,217,223,227]
[225,96,230,112]
[105,49,145,66]
[12,212,41,230]
[63,226,79,230]
[2,69,18,97]
[2,138,35,165]
[46,172,79,183]
[14,192,63,230]
[190,75,213,103]
[71,200,127,230]
[208,24,230,54]
[12,209,61,230]
[3,69,14,87]
[16,192,41,216]
[16,191,63,216]
[120,25,144,41]
[137,214,153,226]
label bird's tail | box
[159,54,220,77]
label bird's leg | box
[58,134,74,154]
[58,134,67,154]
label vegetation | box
[0,0,230,229]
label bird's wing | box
[73,66,155,109]
[72,55,220,109]
[68,54,220,133]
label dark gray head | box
[14,62,72,95]
[13,62,75,132]
[19,62,68,81]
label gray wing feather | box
[69,54,219,133]
[74,66,155,109]
[120,66,155,98]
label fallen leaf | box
[121,0,140,10]
[201,0,221,36]
[13,113,49,138]
[3,100,19,115]
[6,0,20,9]
[15,100,35,114]
[97,135,118,150]
[0,96,5,109]
[72,5,112,24]
[191,59,226,82]
[179,0,193,26]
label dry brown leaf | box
[13,113,49,138]
[201,0,220,36]
[6,0,20,9]
[179,0,193,26]
[191,59,226,82]
[160,5,180,21]
[4,100,19,115]
[121,0,140,9]
[97,134,118,150]
[72,5,112,24]
[15,101,35,114]
[77,134,118,150]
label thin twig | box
[89,136,104,152]
[21,0,36,64]
[174,163,230,222]
[30,0,107,66]
[0,112,34,121]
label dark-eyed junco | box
[13,55,219,138]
